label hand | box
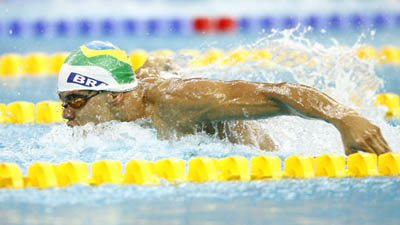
[337,113,391,155]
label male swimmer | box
[58,41,391,155]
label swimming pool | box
[1,0,400,224]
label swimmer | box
[58,41,391,155]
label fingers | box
[342,120,391,156]
[364,128,392,155]
[370,135,391,155]
[358,140,376,154]
[356,132,391,155]
[364,136,383,155]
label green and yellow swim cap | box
[58,40,138,92]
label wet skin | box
[59,57,391,155]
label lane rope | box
[0,13,397,37]
[1,153,399,189]
[1,46,400,76]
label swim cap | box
[58,40,138,92]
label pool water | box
[1,45,400,224]
[1,1,400,224]
[1,178,400,225]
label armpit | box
[200,120,276,152]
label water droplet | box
[370,30,376,37]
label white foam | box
[36,28,399,159]
[178,27,399,155]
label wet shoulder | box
[143,78,214,103]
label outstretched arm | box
[150,78,391,155]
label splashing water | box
[6,28,397,171]
[183,27,382,110]
[178,27,399,154]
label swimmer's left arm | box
[254,81,391,155]
[156,79,391,155]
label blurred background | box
[1,0,400,53]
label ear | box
[107,92,124,105]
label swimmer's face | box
[59,90,114,127]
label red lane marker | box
[193,17,212,33]
[215,17,236,32]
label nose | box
[62,105,76,120]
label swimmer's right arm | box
[149,78,391,155]
[135,56,181,80]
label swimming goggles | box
[59,91,104,109]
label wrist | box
[332,109,359,130]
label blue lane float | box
[33,20,48,36]
[350,14,367,28]
[123,19,139,35]
[2,13,400,37]
[55,20,70,36]
[169,18,186,34]
[101,19,117,35]
[283,16,298,29]
[238,17,251,31]
[147,19,163,35]
[373,14,389,28]
[395,13,400,26]
[305,15,321,29]
[8,20,24,37]
[78,19,94,36]
[327,14,342,29]
[260,17,275,31]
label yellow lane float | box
[5,101,35,123]
[0,101,64,124]
[49,52,69,74]
[130,50,148,71]
[250,155,282,179]
[188,157,220,182]
[315,154,346,178]
[218,156,250,181]
[0,53,24,76]
[2,46,400,76]
[347,153,379,177]
[91,160,123,185]
[0,163,24,189]
[24,53,51,75]
[26,162,58,189]
[1,153,400,189]
[284,155,315,178]
[124,160,159,185]
[154,158,186,182]
[0,104,6,123]
[36,101,64,123]
[375,93,400,119]
[55,161,89,187]
[378,152,400,176]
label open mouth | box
[67,120,78,127]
